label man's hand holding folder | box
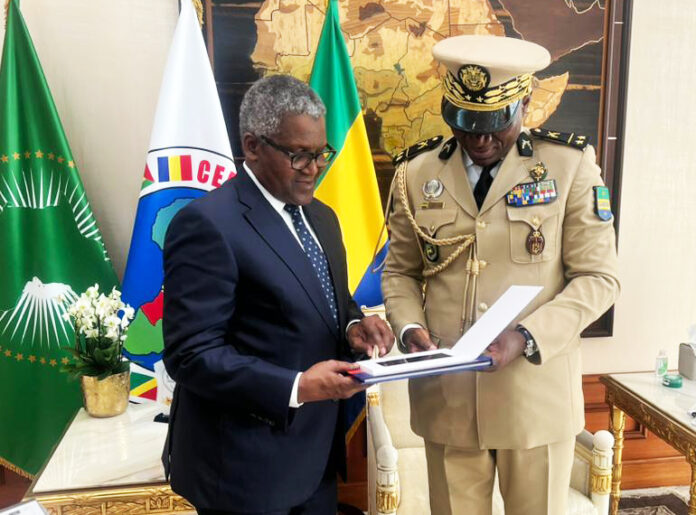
[402,327,437,353]
[482,330,526,372]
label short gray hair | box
[239,74,326,137]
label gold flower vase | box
[81,370,130,417]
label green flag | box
[0,0,118,476]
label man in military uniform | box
[382,35,620,514]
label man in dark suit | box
[161,74,393,515]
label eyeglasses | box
[260,135,337,171]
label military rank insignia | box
[516,133,533,157]
[530,127,589,150]
[594,186,613,221]
[438,137,458,160]
[506,180,558,207]
[392,135,444,165]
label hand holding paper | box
[353,285,543,384]
[482,329,526,371]
[347,315,394,357]
[403,327,437,353]
[298,360,367,403]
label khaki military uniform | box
[382,130,620,513]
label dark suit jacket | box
[161,168,363,512]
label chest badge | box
[422,179,444,200]
[424,243,439,262]
[593,186,613,221]
[526,228,545,256]
[506,179,557,207]
[529,162,548,182]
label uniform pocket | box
[414,208,457,237]
[506,202,560,263]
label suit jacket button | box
[477,220,487,229]
[478,302,489,312]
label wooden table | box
[24,403,193,515]
[601,372,696,515]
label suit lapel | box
[439,148,479,218]
[236,170,339,337]
[479,144,533,214]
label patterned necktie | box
[284,204,338,327]
[473,162,497,209]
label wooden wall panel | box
[338,423,368,512]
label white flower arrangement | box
[61,284,135,380]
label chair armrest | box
[571,429,614,515]
[367,386,400,515]
[589,430,614,515]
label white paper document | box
[353,285,542,382]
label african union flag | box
[121,0,235,402]
[309,0,388,442]
[0,0,118,476]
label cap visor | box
[442,100,520,134]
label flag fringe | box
[0,456,35,479]
[3,0,9,31]
[344,406,366,444]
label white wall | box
[580,0,696,374]
[3,0,696,374]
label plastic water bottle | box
[655,349,668,378]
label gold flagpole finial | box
[192,0,204,28]
[4,0,10,30]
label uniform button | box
[478,302,488,312]
[479,260,488,268]
[477,220,487,229]
[430,224,435,233]
[532,216,541,226]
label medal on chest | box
[529,162,548,182]
[526,229,545,255]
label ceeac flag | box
[121,0,235,401]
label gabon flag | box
[309,0,388,441]
[309,0,387,311]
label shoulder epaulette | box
[530,127,588,150]
[392,135,443,165]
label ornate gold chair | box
[366,372,614,515]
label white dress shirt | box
[245,162,323,252]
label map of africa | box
[208,0,605,158]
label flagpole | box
[3,0,10,30]
[192,0,203,28]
